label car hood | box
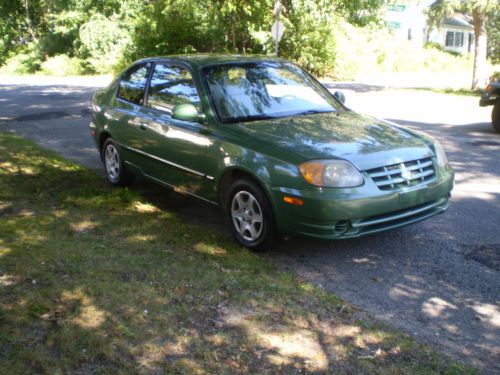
[231,111,434,171]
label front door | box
[136,63,216,201]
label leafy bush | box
[0,47,42,75]
[79,14,131,74]
[40,55,87,76]
[325,20,474,80]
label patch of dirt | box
[466,244,500,271]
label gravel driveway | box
[0,77,498,373]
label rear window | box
[117,63,151,105]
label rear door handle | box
[139,122,149,130]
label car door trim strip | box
[124,161,218,205]
[119,143,212,180]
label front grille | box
[366,157,436,191]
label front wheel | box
[226,178,275,251]
[492,101,500,133]
[102,139,134,186]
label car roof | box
[134,54,287,69]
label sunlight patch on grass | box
[74,304,106,329]
[51,209,67,218]
[0,244,12,257]
[0,274,20,287]
[128,234,157,243]
[194,241,228,256]
[61,288,107,329]
[219,305,328,371]
[332,324,362,338]
[0,161,37,175]
[132,201,160,213]
[69,220,97,234]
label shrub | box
[0,48,42,75]
[424,41,444,51]
[79,14,131,74]
[40,55,87,76]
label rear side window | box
[147,64,201,114]
[117,63,151,105]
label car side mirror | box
[333,91,346,104]
[172,103,206,123]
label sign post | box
[272,0,284,56]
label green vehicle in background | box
[479,81,500,133]
[90,55,454,251]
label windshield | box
[202,62,342,123]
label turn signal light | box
[283,196,304,206]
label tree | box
[428,0,499,89]
[487,5,500,63]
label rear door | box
[104,62,153,167]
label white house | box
[427,14,475,54]
[385,1,474,54]
[385,1,428,46]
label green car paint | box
[90,54,454,241]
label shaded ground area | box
[1,131,476,374]
[0,78,499,373]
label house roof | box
[444,15,473,29]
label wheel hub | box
[231,190,263,242]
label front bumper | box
[271,165,454,239]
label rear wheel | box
[102,139,134,186]
[226,178,275,251]
[492,100,500,133]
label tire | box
[226,178,275,251]
[492,100,500,134]
[102,139,134,186]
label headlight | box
[299,160,363,187]
[433,141,449,168]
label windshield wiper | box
[224,114,278,123]
[293,109,335,116]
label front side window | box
[147,64,201,114]
[117,63,151,105]
[203,62,341,123]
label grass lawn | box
[0,131,477,374]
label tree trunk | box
[23,0,38,42]
[471,8,488,89]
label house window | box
[445,31,464,47]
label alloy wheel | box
[231,190,264,242]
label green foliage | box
[424,41,445,51]
[278,0,336,76]
[487,6,500,63]
[0,0,389,77]
[0,44,43,75]
[79,14,131,73]
[40,54,87,76]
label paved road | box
[0,79,499,373]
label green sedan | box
[90,55,454,250]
